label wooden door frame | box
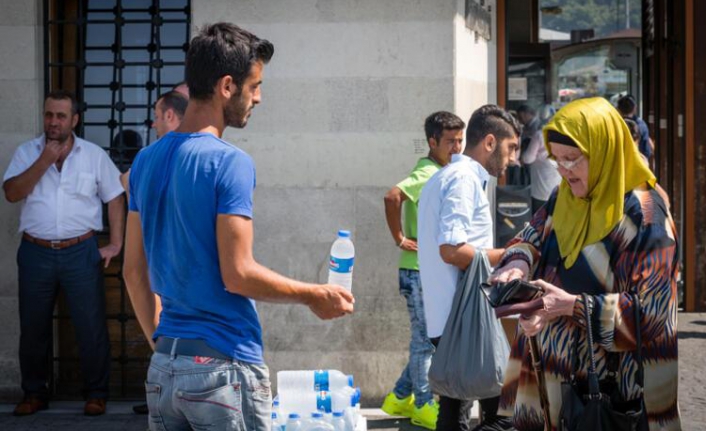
[684,0,696,311]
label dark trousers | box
[17,237,111,400]
[430,337,501,431]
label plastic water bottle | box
[330,387,357,412]
[279,389,355,415]
[286,413,304,431]
[272,412,285,431]
[304,412,335,431]
[278,370,354,393]
[343,407,357,431]
[331,411,349,431]
[327,230,355,291]
[279,390,332,416]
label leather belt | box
[23,231,95,250]
[154,337,231,360]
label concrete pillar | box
[192,0,497,403]
[0,0,43,400]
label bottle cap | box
[347,375,354,387]
[333,411,344,417]
[312,412,324,418]
[288,413,300,419]
[337,230,351,238]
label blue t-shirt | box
[129,132,263,364]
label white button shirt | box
[3,134,124,240]
[417,154,494,338]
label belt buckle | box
[50,240,62,250]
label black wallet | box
[481,279,543,308]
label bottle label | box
[329,256,354,274]
[314,370,329,391]
[317,391,332,413]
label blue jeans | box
[17,237,110,400]
[393,269,434,407]
[145,351,272,430]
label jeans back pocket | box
[178,382,246,430]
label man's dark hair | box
[465,104,521,148]
[623,118,640,142]
[186,23,274,100]
[157,91,188,119]
[617,95,637,116]
[45,90,79,115]
[516,104,536,116]
[424,111,465,142]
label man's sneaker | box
[381,392,415,418]
[410,400,439,430]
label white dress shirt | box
[3,134,124,240]
[522,130,561,201]
[417,154,494,338]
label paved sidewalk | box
[0,314,703,430]
[0,405,461,430]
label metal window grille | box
[43,0,190,399]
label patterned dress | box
[498,184,681,431]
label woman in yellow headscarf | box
[491,97,681,430]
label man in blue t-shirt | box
[123,23,355,431]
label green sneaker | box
[381,392,415,418]
[411,400,439,430]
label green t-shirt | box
[396,157,442,270]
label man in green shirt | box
[381,111,465,430]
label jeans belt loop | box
[170,338,179,360]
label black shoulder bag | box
[558,292,649,431]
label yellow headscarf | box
[543,97,656,268]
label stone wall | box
[0,0,43,400]
[193,0,496,403]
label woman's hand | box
[489,259,530,283]
[519,280,579,336]
[532,279,578,320]
[519,311,548,337]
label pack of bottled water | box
[271,369,367,431]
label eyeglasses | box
[553,155,585,170]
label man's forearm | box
[384,188,406,244]
[124,267,157,348]
[440,245,506,269]
[440,243,475,270]
[107,195,126,247]
[3,158,53,203]
[487,248,506,266]
[225,259,320,305]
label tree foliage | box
[541,0,641,38]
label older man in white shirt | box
[3,91,125,417]
[418,105,520,431]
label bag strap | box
[581,293,602,398]
[632,292,644,390]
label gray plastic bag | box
[428,250,510,400]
